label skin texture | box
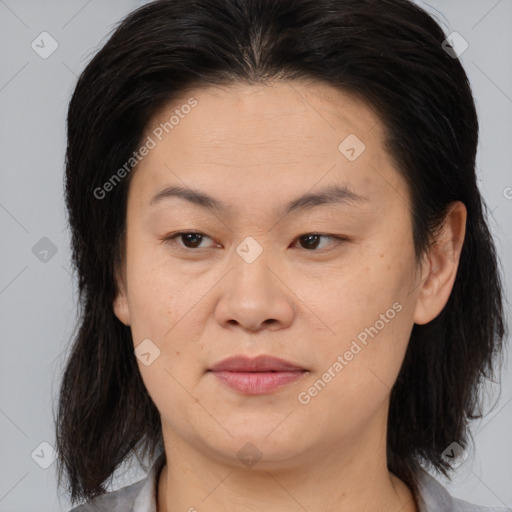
[113,80,466,512]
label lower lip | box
[210,370,306,394]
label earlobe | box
[113,293,131,326]
[113,264,131,326]
[413,201,467,325]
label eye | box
[291,233,347,251]
[162,231,347,252]
[163,231,217,250]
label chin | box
[200,424,310,466]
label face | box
[113,80,438,469]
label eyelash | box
[161,231,348,253]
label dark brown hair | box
[55,0,507,505]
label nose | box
[214,249,295,333]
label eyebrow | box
[149,183,368,217]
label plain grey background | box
[0,0,511,511]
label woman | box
[56,0,508,511]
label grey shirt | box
[69,452,509,512]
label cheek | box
[297,294,412,440]
[124,238,195,338]
[315,250,411,334]
[125,252,212,385]
[302,252,415,395]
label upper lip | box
[209,355,306,372]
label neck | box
[156,426,417,512]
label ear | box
[113,260,131,326]
[413,201,467,325]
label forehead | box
[130,80,406,214]
[147,79,383,152]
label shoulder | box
[68,478,146,512]
[415,466,510,512]
[68,452,166,512]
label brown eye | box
[163,232,347,252]
[297,234,323,250]
[179,233,204,248]
[164,232,215,250]
[293,234,347,251]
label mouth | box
[208,354,308,395]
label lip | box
[209,354,306,372]
[208,355,308,395]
